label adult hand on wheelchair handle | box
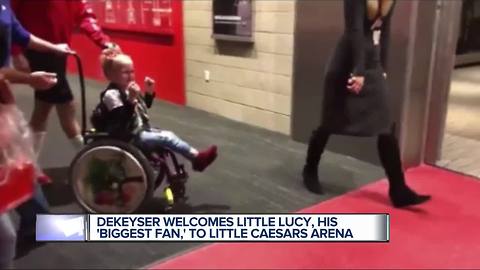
[53,43,76,55]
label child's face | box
[109,60,135,90]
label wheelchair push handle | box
[68,53,87,143]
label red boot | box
[192,145,218,172]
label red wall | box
[67,1,185,105]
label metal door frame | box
[422,0,463,165]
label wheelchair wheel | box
[69,139,155,214]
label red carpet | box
[149,165,480,269]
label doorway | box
[434,0,480,178]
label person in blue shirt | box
[0,0,72,79]
[0,0,73,265]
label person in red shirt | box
[11,0,119,184]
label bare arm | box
[26,35,74,55]
[0,68,57,90]
[11,35,74,73]
[0,68,32,84]
[75,0,113,49]
[344,0,366,76]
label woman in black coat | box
[302,0,431,208]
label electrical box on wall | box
[212,0,253,43]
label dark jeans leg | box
[0,213,16,268]
[15,183,49,235]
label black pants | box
[305,126,407,191]
[25,50,73,104]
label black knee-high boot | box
[377,134,431,207]
[303,127,330,194]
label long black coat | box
[321,0,395,136]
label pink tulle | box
[0,84,37,213]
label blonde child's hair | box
[100,48,133,78]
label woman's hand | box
[29,72,58,90]
[347,74,364,94]
[144,77,155,95]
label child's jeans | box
[0,213,16,269]
[135,128,195,160]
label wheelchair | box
[68,54,188,214]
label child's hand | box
[127,81,141,102]
[144,77,155,95]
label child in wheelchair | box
[92,49,218,172]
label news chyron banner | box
[36,214,389,242]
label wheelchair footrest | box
[169,173,188,183]
[164,187,174,206]
[169,165,188,183]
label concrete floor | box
[438,65,480,178]
[444,65,480,140]
[10,76,385,269]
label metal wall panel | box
[424,0,463,164]
[396,0,462,167]
[399,0,440,167]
